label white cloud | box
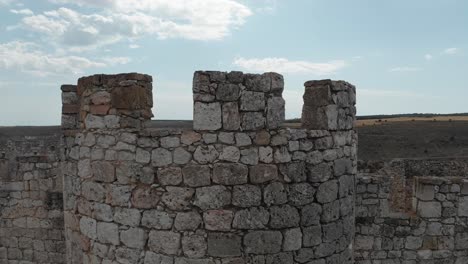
[16,0,252,50]
[443,47,459,55]
[0,41,127,76]
[233,57,346,75]
[424,54,433,60]
[10,8,33,15]
[388,66,422,73]
[129,44,140,49]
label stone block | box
[241,112,265,131]
[194,185,231,210]
[182,234,207,258]
[182,165,211,187]
[162,187,194,210]
[266,97,285,129]
[194,102,222,131]
[269,205,300,228]
[232,207,269,229]
[418,201,442,218]
[244,231,282,254]
[232,185,262,207]
[240,91,265,111]
[148,230,181,255]
[212,163,248,185]
[207,233,242,257]
[249,164,278,183]
[174,211,202,231]
[142,210,174,230]
[217,84,240,101]
[283,228,302,251]
[121,227,147,249]
[222,102,241,131]
[204,210,234,231]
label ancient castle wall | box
[0,132,65,263]
[355,171,468,263]
[60,72,357,264]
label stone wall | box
[60,72,357,263]
[0,131,65,263]
[355,173,468,264]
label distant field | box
[356,116,468,127]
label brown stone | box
[131,185,161,209]
[181,131,202,145]
[62,104,79,114]
[254,131,271,145]
[111,86,148,110]
[89,105,111,115]
[90,91,111,105]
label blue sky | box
[0,0,467,125]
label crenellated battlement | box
[59,71,358,264]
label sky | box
[0,0,467,125]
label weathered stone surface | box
[107,185,133,206]
[274,147,291,163]
[204,210,233,231]
[80,216,97,239]
[241,112,265,131]
[152,148,173,167]
[235,132,252,146]
[264,182,288,206]
[418,201,442,218]
[173,148,191,165]
[244,231,282,254]
[245,73,270,92]
[316,180,338,204]
[307,162,332,182]
[249,164,278,183]
[303,225,322,247]
[266,97,285,129]
[162,187,195,210]
[114,207,141,226]
[121,227,147,249]
[144,252,174,264]
[240,91,265,111]
[240,148,259,165]
[269,205,300,228]
[208,233,242,257]
[232,185,262,207]
[194,145,219,164]
[91,161,115,182]
[232,207,269,229]
[131,185,160,209]
[222,102,241,131]
[182,234,207,258]
[158,167,183,186]
[287,183,315,205]
[194,185,231,210]
[219,146,240,162]
[283,228,302,251]
[160,137,181,148]
[194,102,222,131]
[181,131,202,145]
[301,203,322,226]
[174,211,202,231]
[259,146,273,163]
[212,163,248,185]
[182,165,211,187]
[142,210,173,229]
[148,230,181,255]
[217,84,240,101]
[97,221,119,245]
